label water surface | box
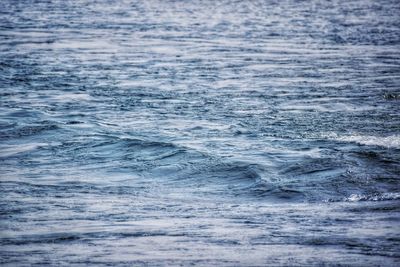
[1,0,400,266]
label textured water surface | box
[1,0,400,266]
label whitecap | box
[335,134,400,149]
[344,192,400,202]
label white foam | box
[336,134,400,149]
[345,192,400,202]
[0,143,47,158]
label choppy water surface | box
[1,0,400,266]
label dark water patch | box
[0,230,179,246]
[0,123,59,140]
[1,233,83,246]
[0,181,147,198]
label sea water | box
[1,0,399,266]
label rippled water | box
[1,0,400,266]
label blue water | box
[1,0,400,266]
